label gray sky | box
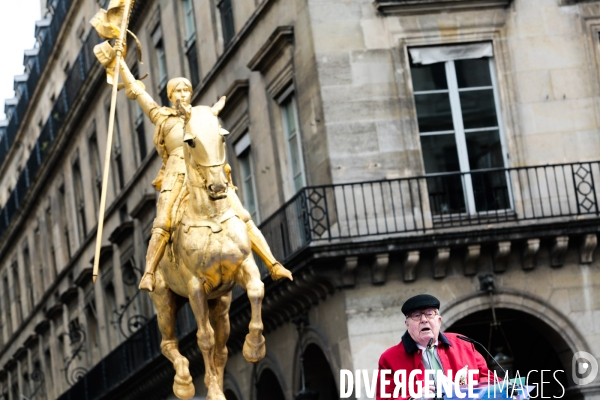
[0,0,41,120]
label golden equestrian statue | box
[90,2,292,399]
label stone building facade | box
[0,0,599,399]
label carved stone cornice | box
[108,221,135,245]
[373,0,512,15]
[129,192,156,220]
[247,26,294,73]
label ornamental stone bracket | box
[403,251,420,282]
[433,247,451,279]
[550,236,569,268]
[371,253,390,284]
[580,234,597,264]
[341,256,359,287]
[463,245,481,276]
[521,238,540,270]
[493,241,511,273]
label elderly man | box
[376,294,494,400]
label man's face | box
[169,84,192,106]
[405,308,442,347]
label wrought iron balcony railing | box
[259,161,600,262]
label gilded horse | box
[149,98,268,400]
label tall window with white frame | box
[181,0,200,87]
[234,133,259,222]
[409,44,508,216]
[11,262,22,326]
[218,0,235,46]
[152,25,169,107]
[280,94,306,193]
[45,204,58,280]
[2,274,11,335]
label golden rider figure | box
[113,52,292,291]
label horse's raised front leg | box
[188,277,225,400]
[149,287,194,400]
[235,257,265,362]
[208,292,232,390]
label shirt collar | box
[402,331,452,354]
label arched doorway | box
[448,308,569,397]
[299,343,338,400]
[256,368,286,400]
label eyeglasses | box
[407,309,438,321]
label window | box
[218,0,235,46]
[234,133,259,221]
[45,205,58,280]
[72,160,87,241]
[152,26,169,106]
[88,132,102,210]
[11,262,22,326]
[34,226,45,295]
[182,0,196,42]
[22,245,35,310]
[3,275,12,334]
[280,94,306,193]
[409,43,508,215]
[130,64,147,161]
[105,103,125,190]
[58,185,71,260]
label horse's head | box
[184,96,230,200]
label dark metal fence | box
[0,0,73,167]
[0,29,101,241]
[257,162,600,260]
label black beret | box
[401,294,440,316]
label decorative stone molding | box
[129,192,156,219]
[580,234,597,264]
[403,251,420,282]
[341,256,359,287]
[219,79,249,121]
[521,239,540,270]
[493,241,511,273]
[463,245,481,276]
[373,0,512,16]
[371,253,389,284]
[551,236,569,268]
[247,26,294,73]
[434,247,451,278]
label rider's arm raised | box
[119,59,160,121]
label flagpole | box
[92,0,135,283]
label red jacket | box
[376,332,494,400]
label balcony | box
[56,161,600,400]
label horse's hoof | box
[173,381,195,400]
[207,384,227,400]
[243,334,266,362]
[270,262,293,281]
[138,273,155,292]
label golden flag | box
[90,0,126,39]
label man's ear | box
[404,319,409,329]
